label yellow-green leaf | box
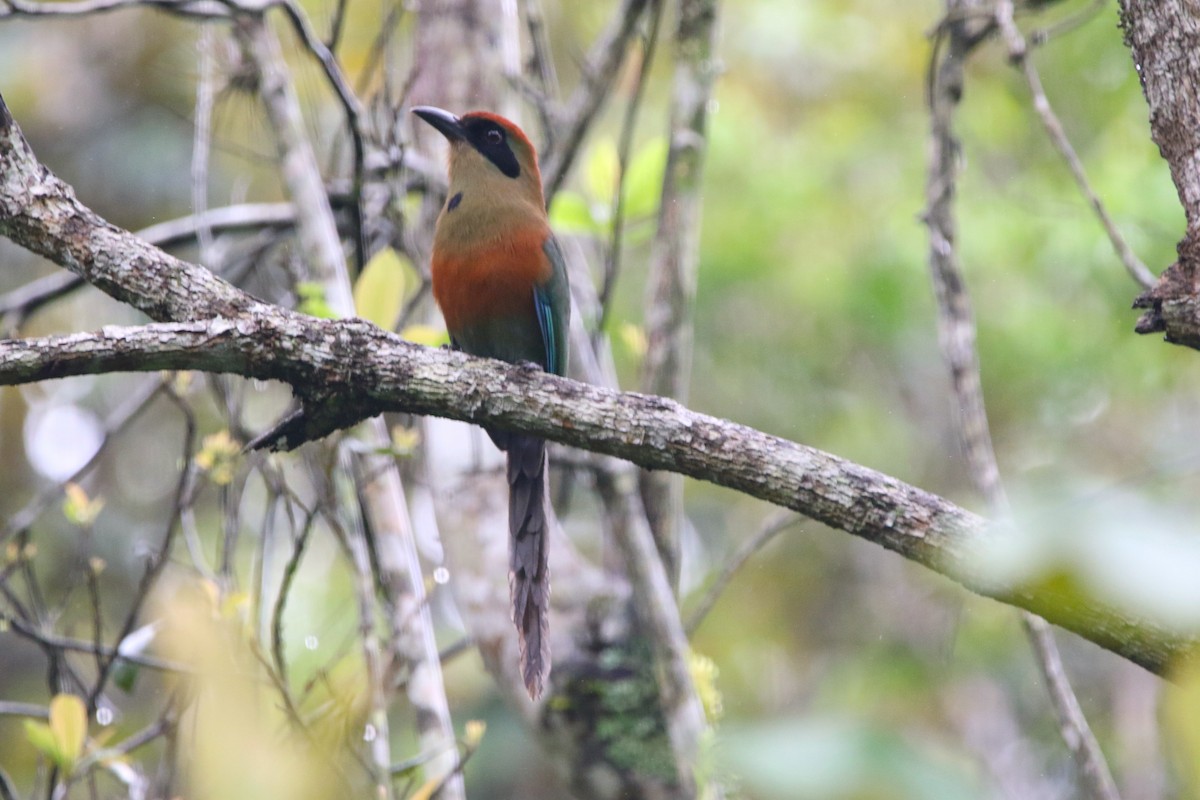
[622,136,669,220]
[353,247,411,330]
[390,425,421,456]
[688,650,724,723]
[195,430,241,486]
[24,719,57,760]
[549,190,599,235]
[618,321,648,360]
[463,719,486,749]
[401,324,450,348]
[409,774,442,800]
[63,482,105,526]
[49,694,87,771]
[296,282,337,319]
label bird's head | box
[412,106,546,212]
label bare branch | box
[0,0,229,19]
[685,510,800,635]
[0,612,192,673]
[597,0,664,333]
[995,2,1155,290]
[540,0,653,200]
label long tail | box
[506,433,551,699]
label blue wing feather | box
[534,236,571,376]
[533,285,557,374]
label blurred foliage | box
[353,246,415,330]
[23,694,88,775]
[1,0,1198,797]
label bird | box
[413,106,569,700]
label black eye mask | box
[462,118,521,179]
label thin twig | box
[85,551,105,680]
[996,1,1155,289]
[192,27,219,264]
[1,613,192,673]
[270,508,318,687]
[233,13,355,312]
[313,453,394,798]
[518,0,560,150]
[597,0,664,336]
[85,384,198,713]
[0,203,295,326]
[0,701,50,718]
[686,510,801,635]
[93,708,177,760]
[1028,0,1107,46]
[540,0,653,201]
[0,768,16,800]
[327,0,348,53]
[271,0,368,271]
[353,0,406,98]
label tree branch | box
[1119,1,1200,350]
[0,318,1191,676]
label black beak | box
[412,106,465,142]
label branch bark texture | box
[1121,1,1200,349]
[0,316,1191,676]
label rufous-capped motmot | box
[413,106,569,700]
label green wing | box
[534,235,571,376]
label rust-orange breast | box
[431,224,553,335]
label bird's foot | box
[516,359,544,374]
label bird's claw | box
[517,359,543,374]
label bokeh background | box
[1,0,1198,797]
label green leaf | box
[353,247,411,330]
[113,661,139,694]
[49,694,87,772]
[585,138,620,204]
[400,324,450,348]
[549,191,599,235]
[24,719,58,761]
[296,282,337,319]
[622,137,668,220]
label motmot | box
[413,106,569,699]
